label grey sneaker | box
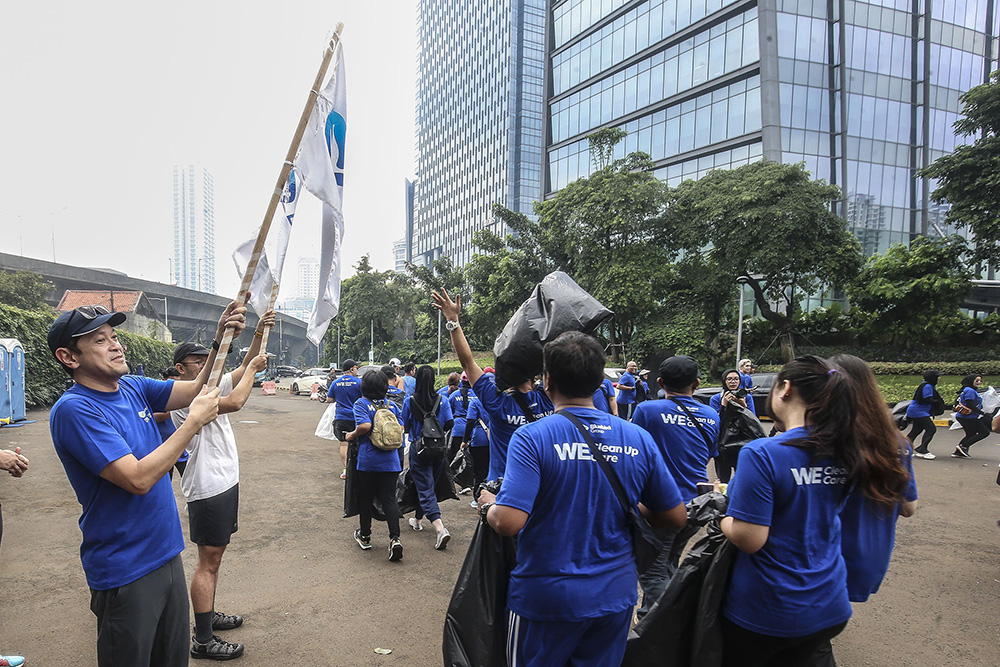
[191,634,245,660]
[435,528,451,550]
[212,611,243,631]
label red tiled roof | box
[56,290,143,313]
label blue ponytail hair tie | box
[827,369,838,376]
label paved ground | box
[1,385,998,665]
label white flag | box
[230,168,300,315]
[298,40,347,344]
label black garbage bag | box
[716,403,766,483]
[892,400,911,430]
[493,271,614,390]
[442,517,517,667]
[623,492,733,667]
[450,448,475,491]
[397,464,460,516]
[343,442,386,521]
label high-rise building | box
[172,165,216,294]
[544,0,999,265]
[411,0,547,267]
[297,257,319,301]
[393,238,408,273]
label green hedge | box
[0,304,179,409]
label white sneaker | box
[435,528,451,550]
[915,450,936,460]
[470,500,479,508]
[408,517,423,531]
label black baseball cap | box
[658,355,700,388]
[342,359,358,371]
[173,342,211,365]
[48,306,127,356]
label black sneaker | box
[389,538,403,562]
[354,529,372,550]
[213,611,243,631]
[951,446,971,459]
[191,634,245,660]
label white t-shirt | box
[171,373,239,502]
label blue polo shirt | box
[724,427,852,637]
[593,378,616,414]
[617,372,637,405]
[632,396,720,502]
[329,373,362,421]
[497,408,683,621]
[473,373,554,480]
[353,397,403,473]
[50,375,184,591]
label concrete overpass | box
[0,251,321,366]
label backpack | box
[416,394,448,459]
[914,382,945,416]
[370,400,404,451]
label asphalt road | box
[1,387,998,665]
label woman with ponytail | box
[804,355,918,665]
[720,355,857,666]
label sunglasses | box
[61,304,113,348]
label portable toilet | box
[0,339,25,423]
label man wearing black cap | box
[171,311,273,660]
[631,355,720,620]
[327,359,362,479]
[48,300,246,667]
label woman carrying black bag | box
[402,365,455,550]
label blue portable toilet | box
[0,339,25,423]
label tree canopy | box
[921,70,1000,266]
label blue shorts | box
[507,607,632,667]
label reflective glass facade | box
[545,0,1000,264]
[172,165,216,294]
[412,0,546,267]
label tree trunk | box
[779,330,797,362]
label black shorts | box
[334,420,355,442]
[187,484,239,546]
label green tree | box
[0,270,54,311]
[921,71,1000,266]
[847,235,974,346]
[671,160,864,361]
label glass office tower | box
[545,0,999,266]
[411,0,547,268]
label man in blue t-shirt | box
[631,355,720,620]
[327,359,362,479]
[475,331,687,667]
[402,362,417,396]
[48,300,246,666]
[592,377,618,416]
[738,358,754,391]
[616,361,639,420]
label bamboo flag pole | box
[208,22,344,388]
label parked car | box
[692,372,777,420]
[604,368,626,385]
[291,367,335,396]
[274,365,301,378]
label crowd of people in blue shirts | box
[321,285,927,667]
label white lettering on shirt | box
[790,465,847,486]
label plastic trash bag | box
[343,442,386,521]
[891,401,911,430]
[715,404,765,483]
[949,413,963,430]
[314,403,338,440]
[983,386,1000,416]
[493,271,614,390]
[396,465,459,516]
[442,517,517,667]
[623,492,732,667]
[450,448,475,491]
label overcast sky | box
[0,0,417,299]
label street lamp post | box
[736,276,750,367]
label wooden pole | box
[208,23,344,387]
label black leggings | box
[356,470,401,540]
[958,417,990,451]
[907,416,936,451]
[721,618,847,667]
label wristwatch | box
[479,502,494,518]
[446,320,460,332]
